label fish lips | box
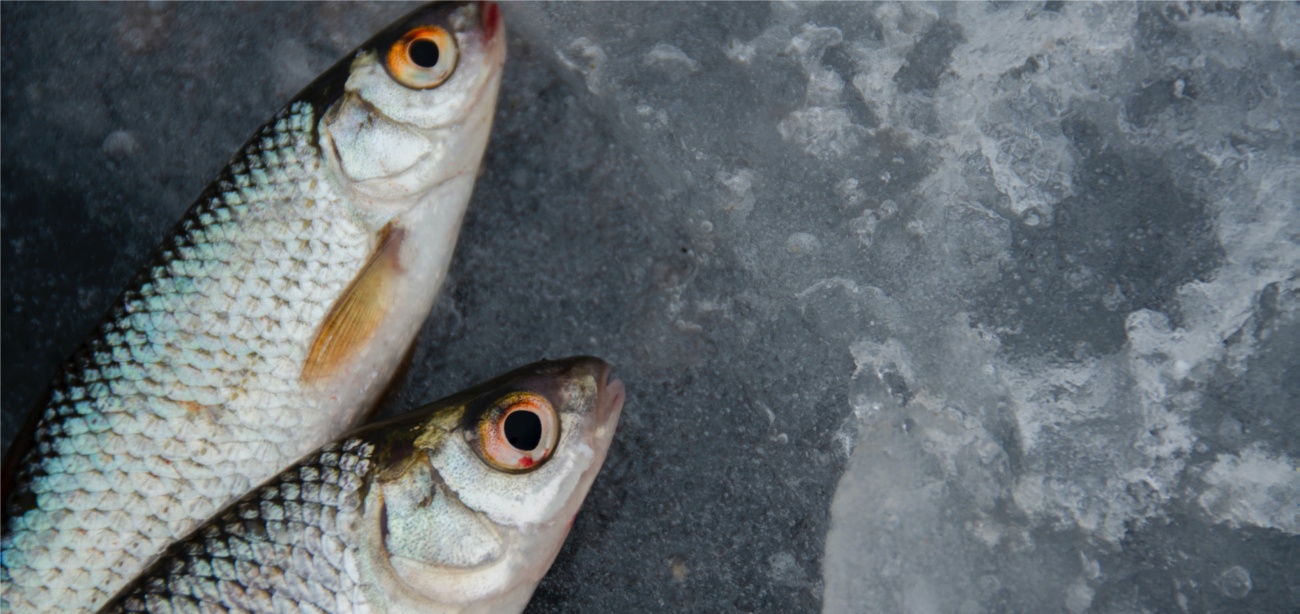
[594,362,625,437]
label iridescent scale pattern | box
[100,439,375,614]
[2,102,375,614]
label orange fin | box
[302,224,406,385]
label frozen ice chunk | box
[723,38,756,64]
[1198,445,1300,535]
[775,22,869,159]
[778,108,865,159]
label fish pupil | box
[504,411,542,451]
[409,39,440,68]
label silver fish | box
[97,357,625,614]
[1,3,506,612]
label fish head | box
[315,1,506,225]
[359,356,625,611]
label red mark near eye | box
[481,2,501,41]
[518,456,534,468]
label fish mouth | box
[595,361,625,425]
[479,2,502,42]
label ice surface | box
[3,2,1298,613]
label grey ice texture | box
[2,2,1298,613]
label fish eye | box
[474,392,558,472]
[385,26,458,90]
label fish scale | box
[1,102,376,612]
[97,357,624,614]
[102,439,376,614]
[4,3,506,611]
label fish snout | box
[478,2,501,41]
[596,361,625,424]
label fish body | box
[1,4,505,612]
[98,357,625,614]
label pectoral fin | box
[303,224,406,385]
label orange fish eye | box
[475,393,559,472]
[385,26,458,90]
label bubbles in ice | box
[102,130,139,159]
[1101,284,1127,312]
[716,168,757,220]
[642,43,699,76]
[849,201,897,248]
[836,178,866,207]
[786,233,821,256]
[903,219,926,238]
[1216,565,1253,599]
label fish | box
[96,356,625,614]
[1,3,506,612]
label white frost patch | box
[993,159,1300,544]
[723,38,756,64]
[1064,576,1094,614]
[870,3,1140,228]
[1198,444,1300,535]
[786,232,821,256]
[767,551,809,587]
[1273,3,1300,53]
[778,107,865,159]
[788,23,843,71]
[555,37,607,94]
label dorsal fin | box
[302,223,406,385]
